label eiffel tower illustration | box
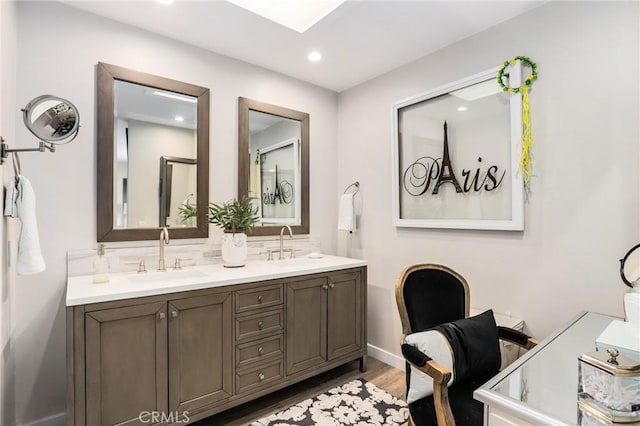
[432,121,463,194]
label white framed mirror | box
[252,132,300,225]
[392,64,524,231]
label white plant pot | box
[221,232,247,267]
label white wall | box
[337,1,639,359]
[14,1,338,423]
[1,1,17,424]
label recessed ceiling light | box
[157,0,174,4]
[152,91,197,104]
[226,0,346,33]
[457,106,467,112]
[174,116,185,122]
[308,51,322,62]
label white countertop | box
[66,255,367,306]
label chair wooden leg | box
[433,381,455,426]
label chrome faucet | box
[279,225,293,260]
[158,227,170,271]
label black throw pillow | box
[431,309,501,383]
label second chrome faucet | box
[279,225,293,260]
[158,227,170,271]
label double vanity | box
[67,61,354,425]
[66,256,367,425]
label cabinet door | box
[286,277,327,375]
[85,302,167,426]
[327,271,363,361]
[168,292,233,413]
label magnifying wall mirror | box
[620,243,640,288]
[97,62,209,242]
[238,97,309,236]
[24,95,80,143]
[1,95,80,163]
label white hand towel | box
[338,193,356,232]
[4,175,46,275]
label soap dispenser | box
[92,244,110,283]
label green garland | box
[497,55,538,193]
[497,55,538,93]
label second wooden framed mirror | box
[238,97,309,236]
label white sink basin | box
[127,269,208,283]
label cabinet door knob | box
[328,282,335,289]
[258,372,265,381]
[158,312,166,320]
[258,347,264,355]
[322,284,328,290]
[258,320,264,330]
[258,295,263,303]
[171,311,179,318]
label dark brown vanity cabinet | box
[168,293,233,414]
[84,301,169,426]
[68,267,366,426]
[71,290,233,425]
[286,270,365,376]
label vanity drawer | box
[236,284,283,313]
[236,360,284,395]
[236,309,283,342]
[236,334,283,368]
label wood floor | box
[194,357,406,425]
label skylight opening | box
[226,0,346,33]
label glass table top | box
[489,312,617,424]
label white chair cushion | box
[404,330,454,404]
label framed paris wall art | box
[392,63,524,231]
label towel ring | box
[344,181,360,195]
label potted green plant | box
[207,198,259,267]
[178,199,197,227]
[179,197,258,267]
[207,198,259,235]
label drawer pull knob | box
[158,312,166,320]
[258,347,263,355]
[328,283,335,289]
[258,373,265,381]
[322,284,328,290]
[171,311,178,318]
[258,295,263,303]
[258,320,264,330]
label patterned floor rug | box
[250,379,409,426]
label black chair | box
[395,264,537,426]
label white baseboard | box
[19,412,66,426]
[367,343,405,370]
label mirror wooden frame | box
[238,97,309,236]
[97,62,210,242]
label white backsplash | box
[68,238,322,277]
